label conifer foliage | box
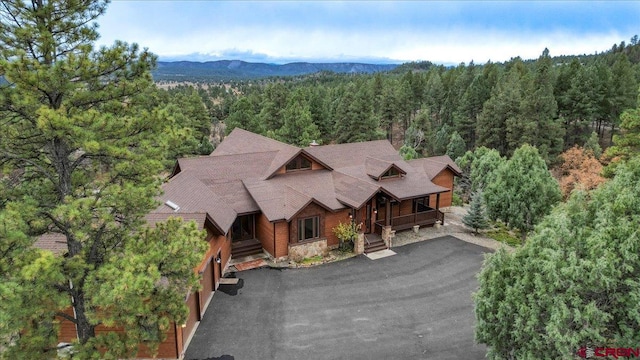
[0,1,208,358]
[475,158,640,359]
[462,190,489,234]
[484,144,561,240]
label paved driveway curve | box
[185,236,488,360]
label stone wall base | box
[288,239,328,262]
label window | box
[297,216,320,242]
[381,167,400,179]
[286,155,312,172]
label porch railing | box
[374,209,444,233]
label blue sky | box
[96,1,640,65]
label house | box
[163,128,461,261]
[38,128,461,359]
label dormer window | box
[286,155,312,172]
[381,167,400,179]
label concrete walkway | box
[392,206,515,253]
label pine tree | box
[484,144,561,240]
[276,88,321,147]
[475,158,640,359]
[334,81,382,143]
[0,1,207,357]
[446,131,466,160]
[462,190,489,234]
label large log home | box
[162,128,461,261]
[36,128,460,359]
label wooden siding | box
[57,307,77,343]
[324,209,351,247]
[429,169,455,208]
[214,250,222,291]
[137,326,179,359]
[392,201,401,218]
[199,259,213,315]
[56,310,179,359]
[196,230,230,278]
[256,212,275,256]
[182,292,199,351]
[274,221,289,258]
[399,199,414,216]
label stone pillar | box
[382,226,395,248]
[354,232,365,255]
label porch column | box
[436,193,443,225]
[385,199,391,226]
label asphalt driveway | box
[185,236,489,360]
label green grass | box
[301,255,324,264]
[486,222,521,247]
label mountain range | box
[152,60,399,82]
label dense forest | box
[2,0,640,357]
[163,38,640,169]
[160,42,640,358]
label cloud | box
[95,1,638,64]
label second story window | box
[381,167,400,179]
[286,155,312,172]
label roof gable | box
[408,155,462,180]
[365,157,407,180]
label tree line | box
[196,42,640,166]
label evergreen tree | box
[475,158,640,359]
[583,131,603,158]
[477,61,523,155]
[520,49,564,162]
[462,190,489,234]
[609,53,638,142]
[225,96,262,135]
[379,83,399,142]
[469,147,506,193]
[0,1,207,357]
[604,98,640,175]
[334,82,382,143]
[446,131,466,161]
[399,144,419,160]
[562,64,599,147]
[275,88,321,147]
[484,144,561,240]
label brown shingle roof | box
[145,212,208,230]
[244,170,345,221]
[305,140,400,169]
[34,233,67,255]
[162,130,460,229]
[364,157,407,180]
[409,155,462,180]
[212,128,295,156]
[332,171,380,208]
[155,172,236,234]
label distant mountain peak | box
[152,60,398,82]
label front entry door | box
[365,204,372,234]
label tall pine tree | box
[0,1,207,357]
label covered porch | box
[373,193,445,234]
